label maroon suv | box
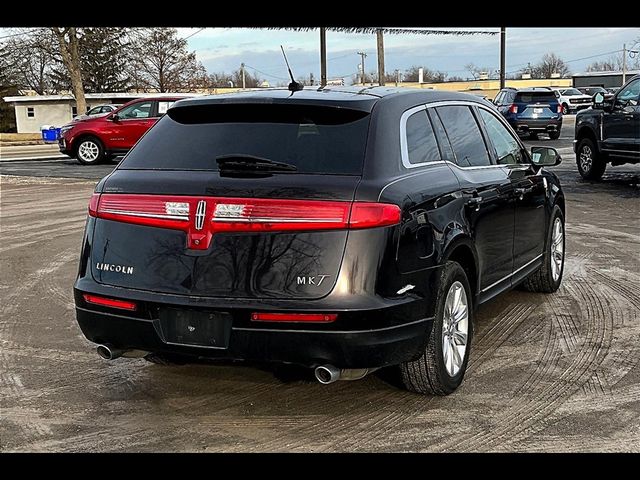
[59,97,187,165]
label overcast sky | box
[178,27,640,84]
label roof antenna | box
[280,45,304,92]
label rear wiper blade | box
[216,154,297,172]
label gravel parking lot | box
[1,116,639,452]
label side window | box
[436,106,491,167]
[404,110,441,166]
[118,101,152,119]
[427,109,455,162]
[479,109,524,165]
[616,79,640,106]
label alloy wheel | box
[442,281,469,377]
[579,145,593,173]
[78,141,100,163]
[550,218,564,282]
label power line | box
[183,28,206,40]
[0,28,42,41]
[243,64,289,81]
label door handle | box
[465,196,482,211]
[514,186,533,200]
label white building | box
[2,92,196,133]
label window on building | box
[27,107,35,118]
[72,106,78,117]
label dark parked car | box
[74,87,566,395]
[493,87,563,139]
[59,97,186,165]
[575,75,640,179]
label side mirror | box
[110,113,120,122]
[593,92,605,105]
[531,146,562,167]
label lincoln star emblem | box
[195,200,206,231]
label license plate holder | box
[157,308,232,349]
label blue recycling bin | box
[41,126,61,143]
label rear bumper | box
[75,305,431,369]
[510,118,562,133]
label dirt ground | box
[1,123,639,452]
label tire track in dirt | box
[0,246,78,444]
[467,303,536,374]
[317,302,538,451]
[454,279,614,451]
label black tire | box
[144,352,188,366]
[75,136,105,165]
[549,130,561,140]
[522,205,565,293]
[399,261,474,395]
[576,137,606,180]
[529,132,538,140]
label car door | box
[108,100,155,150]
[433,105,515,297]
[477,107,547,273]
[602,78,640,156]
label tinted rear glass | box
[119,104,370,174]
[515,92,557,103]
[561,88,583,96]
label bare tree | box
[404,65,447,83]
[128,28,205,92]
[531,53,570,78]
[52,27,86,113]
[586,53,639,72]
[465,63,491,80]
[1,29,54,94]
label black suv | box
[74,87,566,395]
[575,75,640,179]
[493,87,563,139]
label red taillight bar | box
[509,104,518,114]
[83,294,137,311]
[86,194,401,250]
[251,312,338,323]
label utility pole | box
[500,27,506,90]
[357,51,367,86]
[622,43,627,85]
[376,28,385,86]
[240,62,246,89]
[320,27,327,87]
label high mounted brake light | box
[87,194,401,250]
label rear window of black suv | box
[119,104,371,175]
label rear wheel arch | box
[441,238,479,304]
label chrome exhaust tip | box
[96,344,125,361]
[314,365,341,384]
